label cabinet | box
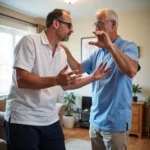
[148,105,150,139]
[130,101,145,138]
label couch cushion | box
[0,96,7,112]
[0,112,4,126]
[0,139,7,150]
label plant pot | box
[133,96,138,102]
[63,115,75,128]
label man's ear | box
[53,20,59,29]
[112,20,116,29]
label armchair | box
[0,96,7,150]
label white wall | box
[66,10,150,102]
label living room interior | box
[0,0,150,150]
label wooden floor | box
[63,127,150,150]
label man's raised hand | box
[56,65,82,86]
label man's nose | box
[70,28,74,33]
[95,26,100,31]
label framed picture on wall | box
[81,37,98,61]
[138,46,140,58]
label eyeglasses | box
[57,20,73,29]
[93,20,112,27]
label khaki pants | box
[90,125,130,150]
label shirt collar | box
[40,31,61,54]
[40,31,49,45]
[113,36,122,47]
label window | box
[0,25,33,95]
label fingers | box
[59,43,69,50]
[61,65,68,72]
[93,31,105,36]
[57,68,82,86]
[67,74,82,84]
[98,62,104,69]
[89,41,99,46]
[97,62,107,70]
[102,62,107,70]
[67,70,79,76]
[104,67,112,74]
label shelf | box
[74,110,90,115]
[75,121,90,127]
[74,109,90,127]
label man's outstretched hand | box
[56,65,82,86]
[92,62,112,81]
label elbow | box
[127,70,137,78]
[76,64,84,74]
[17,81,24,89]
[17,77,26,89]
[128,65,139,78]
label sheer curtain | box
[0,16,37,95]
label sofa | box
[0,96,65,150]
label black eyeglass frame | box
[56,20,73,29]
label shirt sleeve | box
[123,42,141,71]
[13,36,35,73]
[123,42,139,62]
[81,54,94,75]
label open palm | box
[93,62,112,81]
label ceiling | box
[0,0,150,20]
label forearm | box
[109,44,138,78]
[62,75,94,91]
[17,76,58,89]
[16,68,58,89]
[62,46,85,74]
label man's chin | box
[64,37,69,41]
[61,35,70,41]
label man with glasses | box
[4,8,111,150]
[61,8,140,150]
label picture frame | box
[81,37,97,61]
[138,46,140,58]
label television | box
[82,96,92,111]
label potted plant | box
[62,92,76,128]
[132,84,142,102]
[146,96,150,106]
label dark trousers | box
[4,119,66,150]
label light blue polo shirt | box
[81,36,140,132]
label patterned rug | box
[65,138,91,150]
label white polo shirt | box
[4,31,67,126]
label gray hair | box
[96,8,119,29]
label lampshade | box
[63,0,77,4]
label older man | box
[61,8,140,150]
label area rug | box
[65,138,91,150]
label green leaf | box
[62,92,76,115]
